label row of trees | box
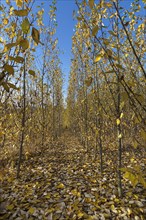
[66,0,146,197]
[0,0,64,177]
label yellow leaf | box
[89,0,94,9]
[120,113,123,119]
[3,43,16,52]
[19,39,29,50]
[121,92,128,102]
[106,2,113,7]
[140,130,146,141]
[124,172,138,187]
[7,82,19,90]
[28,207,35,215]
[116,118,120,125]
[15,56,24,63]
[77,211,84,218]
[109,30,116,37]
[77,17,82,21]
[4,64,14,75]
[116,64,124,69]
[71,189,81,197]
[118,134,122,139]
[92,26,98,36]
[14,9,28,17]
[45,194,51,199]
[32,27,40,45]
[6,0,10,5]
[94,54,102,62]
[16,0,23,7]
[85,76,93,87]
[28,70,35,77]
[57,183,65,189]
[7,204,14,210]
[133,141,138,149]
[103,38,110,45]
[111,204,115,211]
[3,18,9,25]
[2,82,9,92]
[8,56,24,63]
[21,18,30,34]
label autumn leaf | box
[28,207,35,215]
[85,76,93,87]
[89,0,94,9]
[31,27,40,45]
[21,18,30,34]
[7,82,19,90]
[92,26,99,36]
[2,82,10,92]
[8,56,24,63]
[116,119,120,125]
[6,204,14,211]
[57,183,65,189]
[16,0,23,8]
[19,38,29,50]
[14,9,28,17]
[3,43,16,52]
[28,70,35,77]
[4,64,14,75]
[3,18,9,25]
[94,54,102,62]
[77,17,82,21]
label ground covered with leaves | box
[0,132,146,220]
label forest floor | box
[0,131,146,220]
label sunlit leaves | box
[19,38,29,50]
[115,64,124,70]
[116,119,120,125]
[7,82,19,90]
[108,30,116,37]
[28,70,35,77]
[94,54,102,62]
[89,0,94,9]
[14,9,28,17]
[85,76,93,87]
[4,64,14,75]
[28,207,35,215]
[16,0,23,8]
[31,27,40,45]
[6,204,14,211]
[92,26,98,36]
[140,129,146,141]
[3,18,9,25]
[21,18,30,34]
[56,183,65,189]
[2,82,10,92]
[77,17,82,21]
[8,56,24,63]
[3,43,16,52]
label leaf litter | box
[0,132,145,220]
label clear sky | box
[56,0,77,97]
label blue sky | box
[56,1,77,97]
